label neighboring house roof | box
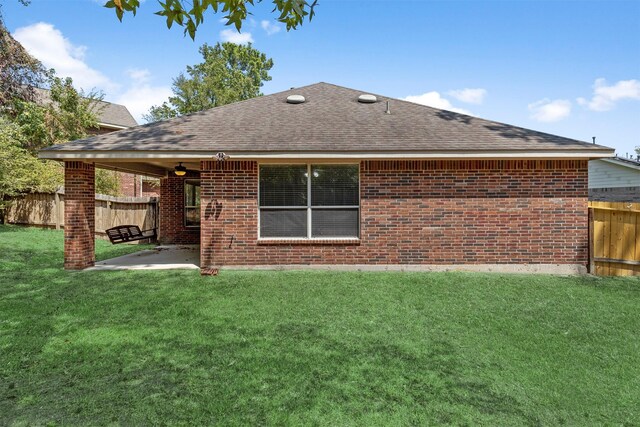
[589,156,640,189]
[602,156,640,168]
[33,87,137,129]
[41,82,613,159]
[92,99,138,129]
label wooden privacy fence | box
[589,201,640,276]
[6,190,158,239]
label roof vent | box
[286,94,305,104]
[358,94,377,103]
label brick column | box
[64,161,95,270]
[200,160,258,269]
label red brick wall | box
[64,161,95,270]
[142,180,160,198]
[118,173,159,197]
[119,173,138,197]
[200,159,589,267]
[159,172,200,244]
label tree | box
[143,102,178,123]
[104,0,317,39]
[11,77,101,152]
[144,42,273,122]
[0,9,46,109]
[0,118,61,223]
[0,12,122,210]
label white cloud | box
[448,88,487,105]
[126,68,151,83]
[14,22,171,124]
[13,22,117,92]
[261,20,281,35]
[220,29,254,44]
[577,78,640,112]
[528,98,572,122]
[403,91,471,115]
[115,68,172,123]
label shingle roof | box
[602,156,640,169]
[34,88,137,128]
[92,99,138,128]
[41,82,612,155]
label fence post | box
[54,191,61,230]
[106,200,111,231]
[588,207,595,274]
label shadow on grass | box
[1,225,638,424]
[0,224,45,232]
[269,323,537,424]
[1,312,537,425]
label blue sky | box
[3,0,639,156]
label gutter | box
[39,149,616,161]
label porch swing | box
[105,161,191,245]
[105,225,157,244]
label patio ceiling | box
[93,159,202,177]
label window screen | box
[311,209,359,238]
[259,164,359,239]
[260,209,307,238]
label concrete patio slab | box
[88,245,200,271]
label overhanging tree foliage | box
[0,8,46,108]
[144,42,273,122]
[104,0,317,39]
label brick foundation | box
[589,187,640,202]
[64,161,95,270]
[200,159,589,268]
[159,172,200,244]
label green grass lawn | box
[0,225,638,425]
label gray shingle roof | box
[92,100,138,128]
[34,88,137,128]
[42,82,612,154]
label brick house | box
[40,83,614,272]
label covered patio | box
[45,158,204,270]
[88,245,200,271]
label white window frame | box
[184,179,201,228]
[257,162,360,240]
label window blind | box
[259,164,359,239]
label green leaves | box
[0,72,105,199]
[104,0,140,22]
[104,0,317,40]
[144,42,273,122]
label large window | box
[259,164,359,239]
[185,180,200,227]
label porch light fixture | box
[174,162,187,176]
